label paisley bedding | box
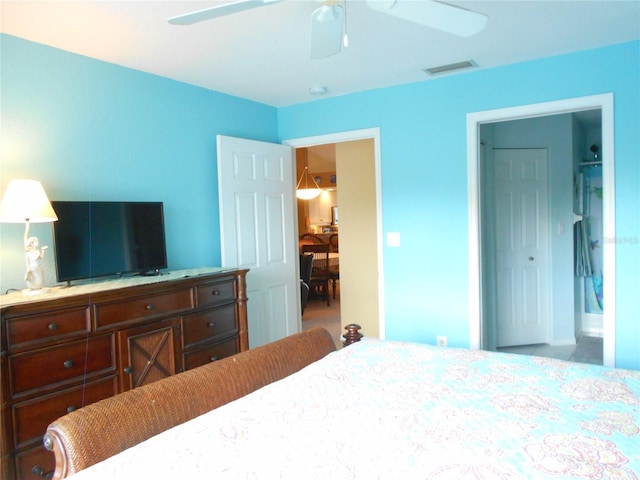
[65,339,640,479]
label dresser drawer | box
[5,307,90,351]
[12,376,118,448]
[196,279,236,308]
[9,335,115,397]
[181,304,237,349]
[14,444,55,480]
[182,336,238,371]
[94,289,193,329]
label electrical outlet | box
[436,336,448,347]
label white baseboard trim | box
[549,337,577,347]
[580,328,604,338]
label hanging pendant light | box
[296,166,322,200]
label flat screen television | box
[51,201,168,283]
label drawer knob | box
[124,366,133,374]
[206,322,217,328]
[145,304,154,311]
[211,289,221,296]
[63,359,74,369]
[48,323,58,331]
[32,465,54,478]
[67,405,77,413]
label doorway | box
[296,143,342,347]
[284,128,384,340]
[467,94,616,367]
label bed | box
[47,327,639,479]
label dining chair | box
[301,243,331,306]
[328,234,339,299]
[328,234,339,253]
[299,253,314,314]
[299,233,326,251]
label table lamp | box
[0,179,58,293]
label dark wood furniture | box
[328,234,339,253]
[299,234,339,300]
[301,243,331,306]
[299,253,313,314]
[0,268,248,480]
[328,233,340,299]
[343,323,363,346]
[298,233,326,248]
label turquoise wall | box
[278,41,640,370]
[0,34,278,290]
[1,34,638,369]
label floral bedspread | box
[67,340,640,479]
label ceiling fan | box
[168,0,488,59]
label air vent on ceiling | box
[423,60,477,76]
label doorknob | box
[528,256,534,261]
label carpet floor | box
[301,286,343,349]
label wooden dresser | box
[0,268,248,480]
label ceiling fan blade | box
[310,4,344,59]
[168,0,283,25]
[366,0,487,37]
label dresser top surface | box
[0,267,241,308]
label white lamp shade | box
[0,179,58,223]
[295,166,322,201]
[296,188,322,200]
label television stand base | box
[139,269,163,277]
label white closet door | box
[493,148,550,347]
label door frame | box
[467,93,616,366]
[282,128,385,338]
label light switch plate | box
[387,232,401,247]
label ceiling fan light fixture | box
[316,4,340,23]
[310,3,344,59]
[423,59,477,76]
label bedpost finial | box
[343,323,363,347]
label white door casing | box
[283,128,385,340]
[217,135,299,348]
[492,148,549,347]
[467,93,615,367]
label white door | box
[217,135,299,348]
[492,148,549,347]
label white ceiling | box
[1,1,639,107]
